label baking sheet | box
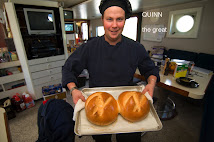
[74,85,162,136]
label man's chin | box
[110,34,120,40]
[105,34,122,42]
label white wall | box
[140,0,214,54]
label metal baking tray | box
[74,85,162,136]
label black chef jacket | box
[62,35,159,88]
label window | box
[122,17,138,41]
[81,23,88,40]
[96,26,104,37]
[167,7,202,38]
[176,15,194,32]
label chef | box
[62,0,160,141]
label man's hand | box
[142,83,155,98]
[71,89,86,104]
[67,82,86,104]
[142,75,157,97]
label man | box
[62,0,159,141]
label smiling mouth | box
[111,31,118,34]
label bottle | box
[163,58,170,75]
[164,61,170,76]
[22,92,35,109]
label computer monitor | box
[23,8,56,35]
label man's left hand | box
[142,75,157,97]
[142,83,155,98]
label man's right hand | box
[71,89,86,104]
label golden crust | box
[118,91,150,122]
[85,92,119,126]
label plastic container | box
[12,93,26,112]
[54,84,63,93]
[22,92,35,109]
[42,84,63,96]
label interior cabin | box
[0,0,213,142]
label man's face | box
[102,6,125,45]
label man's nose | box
[112,20,117,28]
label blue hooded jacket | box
[37,99,75,142]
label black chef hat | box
[99,0,132,19]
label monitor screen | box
[23,8,56,35]
[65,23,74,32]
[64,10,73,19]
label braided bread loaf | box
[118,91,150,122]
[85,92,119,126]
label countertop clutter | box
[150,49,214,99]
[165,49,214,95]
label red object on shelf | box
[6,70,13,75]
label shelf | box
[0,61,21,69]
[4,38,13,40]
[0,85,27,99]
[0,73,24,84]
[22,33,62,37]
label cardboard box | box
[43,92,66,101]
[173,63,188,78]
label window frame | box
[167,7,203,38]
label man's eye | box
[117,18,123,21]
[107,18,112,21]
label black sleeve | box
[62,44,88,89]
[137,44,160,82]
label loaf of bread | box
[118,91,150,122]
[85,92,119,126]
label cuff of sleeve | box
[62,79,78,90]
